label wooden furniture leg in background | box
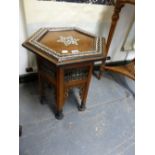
[96,0,135,80]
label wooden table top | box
[22,27,106,66]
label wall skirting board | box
[104,60,132,66]
[19,73,38,83]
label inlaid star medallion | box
[57,36,80,46]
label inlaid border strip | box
[28,27,103,62]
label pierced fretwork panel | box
[64,67,89,82]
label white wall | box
[19,0,28,75]
[19,0,135,75]
[107,4,135,62]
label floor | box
[19,72,135,155]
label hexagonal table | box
[22,27,106,120]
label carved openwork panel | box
[64,67,89,82]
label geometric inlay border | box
[28,27,103,62]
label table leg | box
[55,67,65,120]
[78,64,93,111]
